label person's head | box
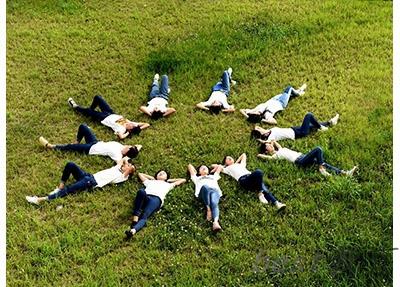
[124,146,139,159]
[209,101,223,114]
[222,156,235,166]
[122,161,136,175]
[261,142,275,155]
[155,170,170,181]
[151,110,164,120]
[197,165,209,176]
[247,112,262,123]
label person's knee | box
[315,146,323,154]
[93,95,103,101]
[78,123,89,131]
[254,169,264,177]
[137,188,146,196]
[306,112,314,118]
[162,75,168,81]
[65,161,77,169]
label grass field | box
[6,1,393,286]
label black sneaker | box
[125,229,133,239]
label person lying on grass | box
[68,95,150,139]
[257,140,358,177]
[39,124,142,162]
[26,158,135,205]
[196,68,236,114]
[139,74,176,119]
[251,112,340,142]
[188,163,223,232]
[211,153,286,211]
[240,84,307,124]
[125,170,186,239]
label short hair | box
[247,113,262,123]
[209,104,223,114]
[251,129,263,139]
[196,165,210,176]
[154,170,170,181]
[222,156,230,165]
[259,143,267,154]
[151,110,164,120]
[125,146,139,159]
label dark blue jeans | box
[199,185,221,221]
[75,95,114,122]
[238,169,277,204]
[54,124,98,153]
[48,162,97,200]
[295,147,342,174]
[211,71,231,96]
[131,188,162,232]
[291,112,329,138]
[149,75,170,101]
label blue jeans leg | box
[132,196,161,232]
[90,95,114,114]
[322,163,343,175]
[159,75,170,99]
[54,143,93,153]
[149,78,160,100]
[132,188,147,216]
[295,147,324,167]
[209,190,221,220]
[292,113,322,138]
[48,175,96,200]
[200,186,211,206]
[239,169,265,192]
[261,183,277,204]
[211,71,230,96]
[76,124,98,144]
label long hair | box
[154,170,170,181]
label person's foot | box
[274,201,286,212]
[48,188,60,196]
[319,125,329,132]
[227,67,233,78]
[167,88,171,94]
[68,98,78,108]
[212,221,222,233]
[319,167,331,176]
[39,136,53,148]
[329,113,340,126]
[26,196,40,205]
[297,83,307,95]
[258,193,269,204]
[206,209,212,221]
[153,73,160,82]
[125,228,136,239]
[345,166,358,177]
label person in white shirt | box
[38,124,142,162]
[196,68,236,114]
[125,170,186,238]
[25,158,135,205]
[240,84,307,124]
[68,95,150,139]
[211,153,286,211]
[139,74,176,119]
[258,140,358,177]
[188,164,223,232]
[251,112,340,142]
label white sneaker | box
[227,67,233,77]
[258,193,269,204]
[345,166,358,177]
[26,196,40,205]
[319,168,331,176]
[167,88,171,94]
[48,188,60,196]
[329,114,340,126]
[319,125,329,132]
[275,201,286,211]
[68,98,78,108]
[39,136,50,148]
[153,73,160,82]
[297,83,307,95]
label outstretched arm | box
[139,106,153,116]
[239,109,249,118]
[167,178,187,187]
[257,154,276,160]
[272,140,282,150]
[117,131,130,140]
[222,105,235,113]
[187,164,197,177]
[236,153,247,165]
[196,102,209,110]
[213,164,223,175]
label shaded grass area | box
[7,0,392,286]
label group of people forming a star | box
[26,68,357,236]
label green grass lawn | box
[6,1,392,286]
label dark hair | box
[154,170,170,181]
[209,104,222,114]
[251,129,263,139]
[259,143,267,154]
[196,165,210,176]
[151,110,164,120]
[247,113,262,123]
[222,156,229,165]
[125,146,139,159]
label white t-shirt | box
[190,174,222,197]
[147,97,168,113]
[88,141,124,162]
[101,114,126,134]
[223,163,251,181]
[202,91,232,109]
[143,179,174,206]
[93,166,129,188]
[267,127,296,141]
[272,148,302,163]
